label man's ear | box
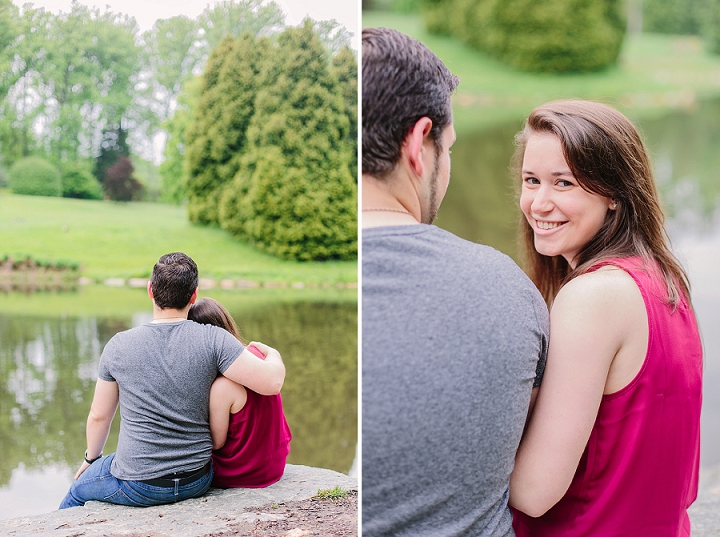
[189,287,198,305]
[147,281,154,299]
[404,117,433,176]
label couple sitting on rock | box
[59,252,292,509]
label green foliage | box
[8,157,62,197]
[424,0,626,72]
[0,0,19,99]
[199,0,285,51]
[422,0,455,34]
[331,47,359,181]
[217,22,357,261]
[185,34,268,224]
[60,161,103,200]
[643,0,706,35]
[159,77,202,204]
[702,0,720,54]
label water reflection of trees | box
[231,302,358,473]
[0,300,357,486]
[0,316,122,486]
[639,99,720,230]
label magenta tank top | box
[514,257,703,537]
[211,346,292,488]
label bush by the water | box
[423,0,626,72]
[186,22,357,261]
[61,163,104,200]
[8,157,62,197]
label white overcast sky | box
[11,0,359,48]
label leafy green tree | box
[37,4,140,162]
[185,34,270,224]
[219,22,357,261]
[140,15,202,129]
[158,76,203,204]
[0,0,19,100]
[331,47,359,181]
[198,0,285,50]
[8,157,62,197]
[60,161,103,199]
[1,3,141,167]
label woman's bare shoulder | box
[557,265,640,308]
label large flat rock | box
[1,464,357,537]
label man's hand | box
[74,461,91,480]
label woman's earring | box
[611,201,618,209]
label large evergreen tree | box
[218,21,357,260]
[331,47,358,182]
[184,34,269,224]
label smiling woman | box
[509,100,703,536]
[520,133,615,267]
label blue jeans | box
[59,453,213,509]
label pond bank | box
[0,464,357,537]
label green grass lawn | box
[0,193,357,284]
[362,12,720,133]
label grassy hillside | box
[362,13,720,133]
[0,194,357,283]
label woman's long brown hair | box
[188,297,245,343]
[512,100,690,307]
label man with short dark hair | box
[361,28,549,536]
[59,252,284,508]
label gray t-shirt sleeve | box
[213,326,245,373]
[532,293,550,388]
[98,337,117,382]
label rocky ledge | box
[0,464,357,537]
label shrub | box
[8,157,62,197]
[61,162,103,199]
[103,157,144,201]
[426,0,626,73]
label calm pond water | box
[0,289,357,520]
[437,98,720,469]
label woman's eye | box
[524,177,539,185]
[557,180,573,187]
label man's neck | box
[152,306,190,323]
[362,173,421,229]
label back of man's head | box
[150,252,198,310]
[362,27,459,178]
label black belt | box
[139,461,211,487]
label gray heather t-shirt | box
[362,225,548,537]
[98,320,244,480]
